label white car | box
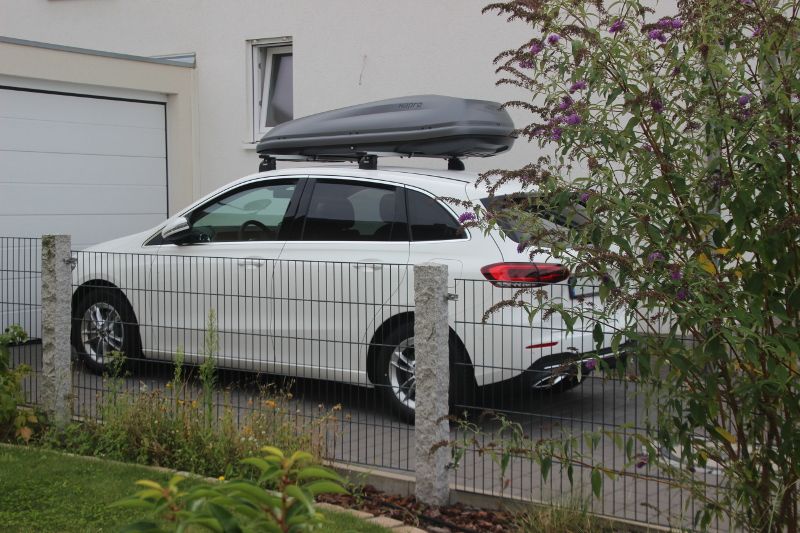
[71,165,623,422]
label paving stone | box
[392,527,427,533]
[367,515,405,528]
[315,502,374,519]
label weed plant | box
[44,316,338,478]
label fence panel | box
[451,278,725,530]
[0,236,42,406]
[0,236,735,530]
[70,250,415,472]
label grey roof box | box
[256,95,516,161]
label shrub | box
[114,446,348,533]
[45,351,338,478]
[0,325,37,442]
[478,0,800,530]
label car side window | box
[301,180,407,241]
[406,189,465,241]
[189,181,298,242]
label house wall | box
[0,0,537,205]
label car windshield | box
[480,194,588,244]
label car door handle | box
[238,257,266,268]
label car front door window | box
[190,181,298,242]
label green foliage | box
[0,446,380,533]
[200,310,219,428]
[0,325,37,442]
[115,446,348,533]
[514,498,618,533]
[480,0,800,530]
[44,349,337,479]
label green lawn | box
[0,445,387,533]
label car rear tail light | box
[480,262,570,288]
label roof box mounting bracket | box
[358,154,377,170]
[259,156,277,172]
[448,157,465,171]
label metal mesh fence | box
[451,278,726,530]
[1,236,42,406]
[70,250,415,472]
[0,240,735,529]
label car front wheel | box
[71,288,140,374]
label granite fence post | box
[41,234,72,426]
[413,262,450,506]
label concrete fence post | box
[414,262,450,506]
[41,234,72,426]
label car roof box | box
[256,95,516,166]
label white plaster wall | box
[0,0,536,203]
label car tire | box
[71,288,141,375]
[374,319,474,424]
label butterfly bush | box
[481,0,800,530]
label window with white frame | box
[251,38,293,139]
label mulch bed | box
[318,484,516,533]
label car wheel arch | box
[366,311,475,387]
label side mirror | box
[161,216,191,242]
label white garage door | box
[0,85,168,248]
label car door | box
[274,177,410,385]
[146,178,302,371]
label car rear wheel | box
[374,320,474,424]
[71,288,140,375]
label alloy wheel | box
[80,302,124,364]
[388,337,416,410]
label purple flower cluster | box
[670,266,682,281]
[676,287,690,301]
[740,0,754,5]
[648,29,668,43]
[569,80,587,93]
[647,251,665,263]
[519,59,534,69]
[752,26,763,37]
[530,41,544,55]
[549,127,563,141]
[658,17,683,30]
[579,192,591,203]
[516,242,527,254]
[558,95,573,110]
[651,98,664,114]
[547,34,561,45]
[738,94,752,106]
[458,211,476,224]
[564,112,581,125]
[609,19,626,34]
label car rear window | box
[407,189,465,241]
[480,194,588,244]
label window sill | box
[242,142,258,151]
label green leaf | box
[260,446,285,459]
[715,426,737,445]
[240,457,272,473]
[303,480,348,497]
[593,322,604,346]
[591,469,603,499]
[206,502,242,533]
[296,466,345,483]
[541,456,552,481]
[285,484,313,511]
